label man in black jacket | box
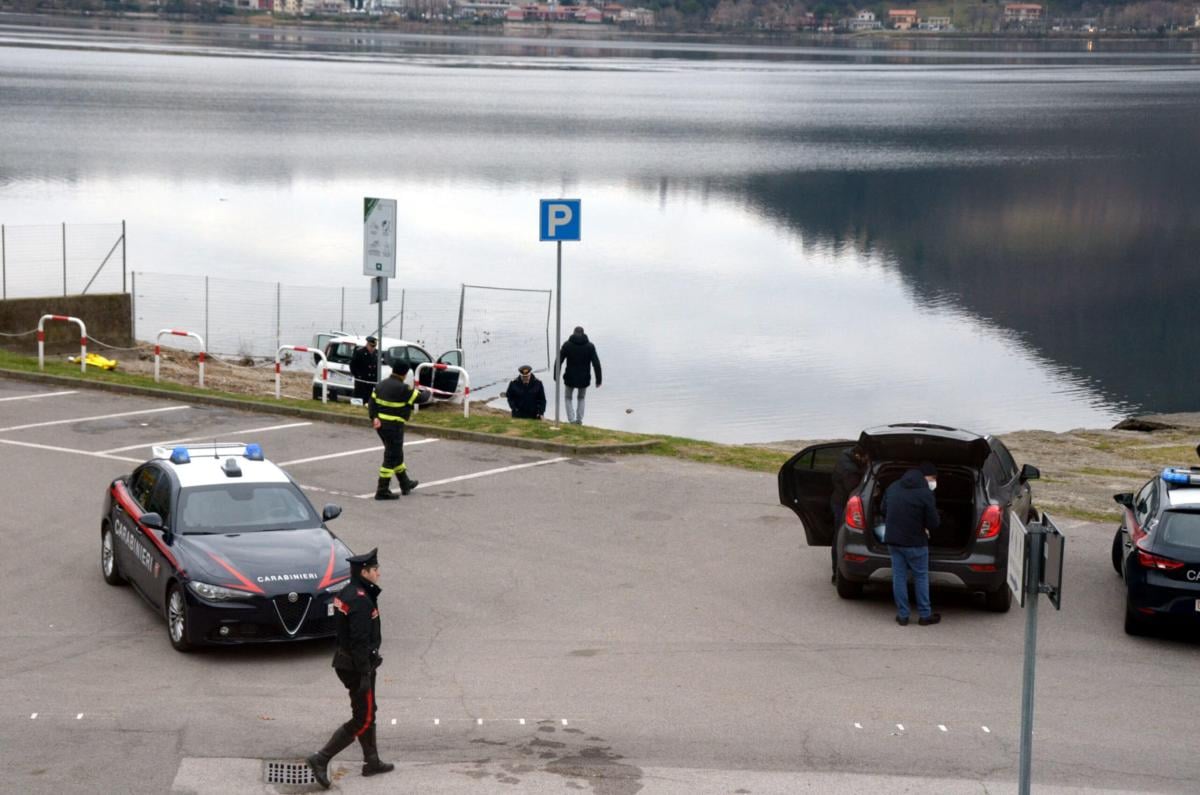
[556,326,601,425]
[881,462,942,626]
[829,444,868,584]
[349,336,379,404]
[307,548,393,789]
[368,360,427,500]
[506,364,546,419]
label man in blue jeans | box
[881,461,942,626]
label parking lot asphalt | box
[0,377,1197,794]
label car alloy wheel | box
[101,527,124,586]
[167,586,193,652]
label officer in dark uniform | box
[349,336,379,404]
[368,359,429,500]
[307,548,393,789]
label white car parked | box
[309,331,464,403]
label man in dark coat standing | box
[881,462,942,627]
[829,444,868,584]
[349,336,379,404]
[506,364,546,419]
[556,325,601,425]
[307,548,393,789]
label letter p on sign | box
[540,199,582,242]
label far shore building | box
[918,15,952,30]
[1004,3,1044,22]
[849,10,882,30]
[887,9,918,29]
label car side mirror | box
[1113,492,1134,508]
[140,512,164,530]
[322,504,343,522]
[1019,464,1040,482]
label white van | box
[309,331,464,403]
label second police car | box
[99,443,354,651]
[1113,464,1200,636]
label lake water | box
[1,17,1198,443]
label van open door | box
[311,331,347,367]
[778,441,856,546]
[429,349,464,400]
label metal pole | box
[130,271,136,341]
[554,240,562,425]
[276,282,282,354]
[398,288,405,339]
[375,277,384,384]
[204,277,210,350]
[62,222,67,296]
[340,287,345,331]
[1,224,6,301]
[456,283,465,351]
[121,220,127,294]
[1018,525,1044,795]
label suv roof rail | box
[885,422,960,432]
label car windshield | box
[177,483,318,534]
[1160,511,1200,549]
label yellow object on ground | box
[67,352,119,370]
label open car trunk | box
[867,464,979,555]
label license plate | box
[327,603,336,617]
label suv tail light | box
[844,496,865,530]
[976,505,1002,539]
[1135,546,1185,571]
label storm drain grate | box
[265,760,314,786]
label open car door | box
[778,441,856,546]
[425,349,464,400]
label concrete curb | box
[0,367,663,456]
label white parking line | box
[279,438,437,467]
[100,421,313,454]
[354,456,570,498]
[0,437,141,463]
[0,390,78,402]
[0,405,190,433]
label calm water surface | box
[1,20,1198,442]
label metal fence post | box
[456,283,466,350]
[340,287,345,331]
[62,222,67,296]
[204,277,210,349]
[276,282,281,354]
[121,220,127,294]
[399,288,406,339]
[1,223,6,300]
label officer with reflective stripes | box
[368,359,428,500]
[307,548,392,789]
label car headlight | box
[325,579,350,593]
[188,580,253,601]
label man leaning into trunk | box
[881,461,942,626]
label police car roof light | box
[170,447,190,465]
[244,443,264,461]
[1161,467,1200,486]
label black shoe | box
[375,477,399,501]
[895,615,909,626]
[918,613,942,626]
[362,760,396,777]
[399,477,419,496]
[306,753,331,790]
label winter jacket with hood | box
[558,332,602,389]
[881,468,940,547]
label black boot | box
[359,725,395,777]
[307,726,354,789]
[397,471,419,496]
[374,477,399,501]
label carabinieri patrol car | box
[99,443,354,651]
[1113,465,1200,636]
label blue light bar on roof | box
[1161,467,1200,486]
[244,443,263,461]
[170,447,190,465]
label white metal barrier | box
[413,362,471,418]
[276,345,328,403]
[37,314,88,373]
[155,328,207,387]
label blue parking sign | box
[540,199,582,242]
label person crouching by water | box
[307,548,393,789]
[881,461,942,627]
[506,364,546,420]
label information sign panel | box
[1008,510,1028,607]
[1042,512,1065,610]
[363,197,397,278]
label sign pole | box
[1018,523,1044,795]
[376,276,384,383]
[554,240,562,424]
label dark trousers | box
[376,423,406,479]
[335,667,377,738]
[354,379,375,404]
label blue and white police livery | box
[99,443,355,651]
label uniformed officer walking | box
[368,360,427,500]
[307,548,393,789]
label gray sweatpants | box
[565,385,587,424]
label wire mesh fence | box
[1,222,126,299]
[132,272,551,396]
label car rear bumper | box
[1127,577,1200,620]
[838,538,1005,592]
